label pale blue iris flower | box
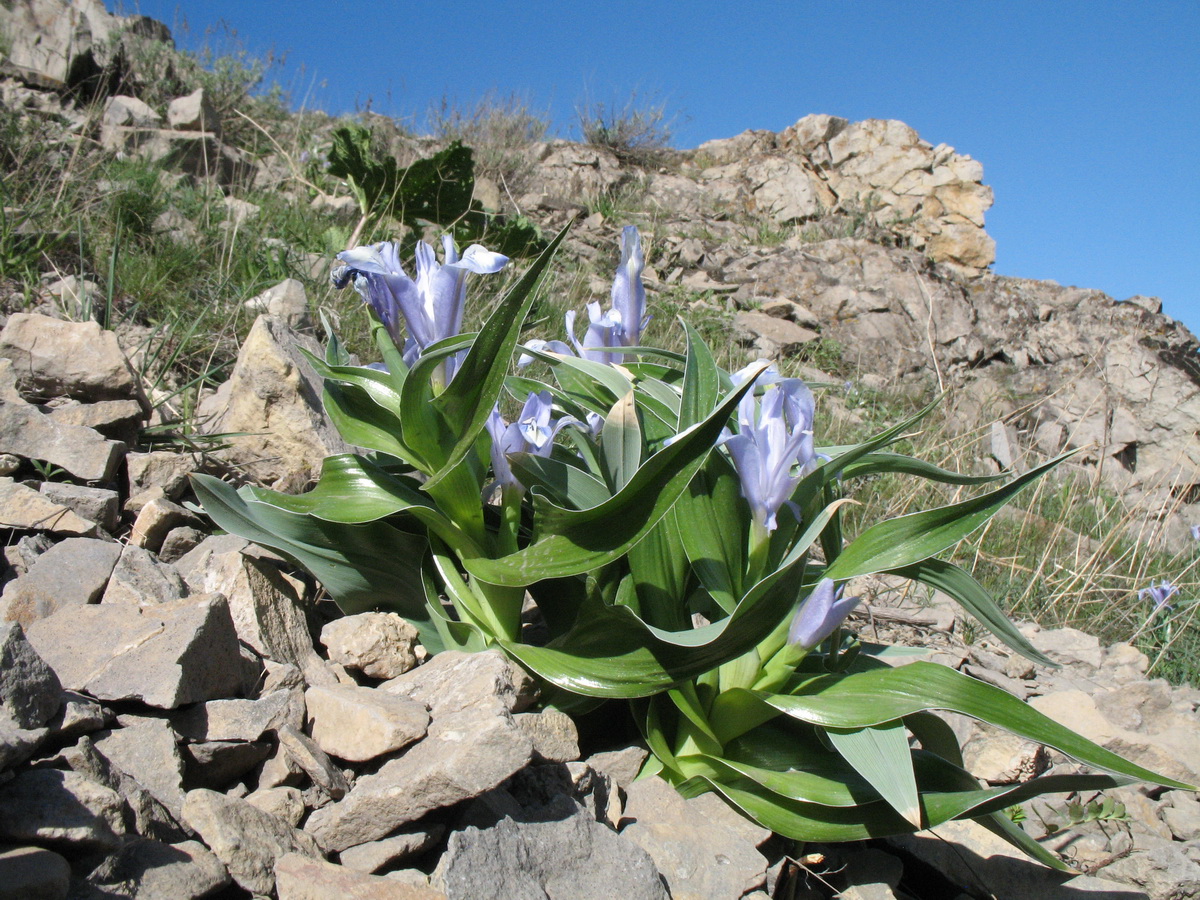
[724,375,817,532]
[521,226,649,365]
[486,391,576,492]
[788,578,862,649]
[1140,579,1179,618]
[332,236,508,382]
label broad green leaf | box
[825,450,1080,581]
[689,760,1130,844]
[509,453,611,509]
[888,558,1053,667]
[627,513,692,630]
[321,381,412,462]
[839,450,1007,486]
[737,661,1194,789]
[676,455,749,614]
[679,320,721,430]
[827,721,922,828]
[190,473,432,634]
[601,391,642,492]
[461,366,765,586]
[240,454,482,557]
[521,346,633,410]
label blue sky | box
[123,1,1200,335]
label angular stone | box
[277,723,351,800]
[173,689,305,743]
[181,788,323,895]
[0,714,47,771]
[48,690,106,740]
[734,310,819,357]
[126,450,197,500]
[0,363,121,481]
[197,314,351,486]
[0,845,70,900]
[891,817,1161,899]
[84,838,231,900]
[0,621,61,728]
[158,526,205,563]
[246,786,305,827]
[101,544,189,605]
[25,593,244,709]
[61,736,186,843]
[305,684,429,763]
[37,482,120,533]
[245,278,312,329]
[0,478,100,537]
[586,745,649,788]
[186,548,333,686]
[103,94,161,130]
[129,497,201,552]
[93,719,186,820]
[46,398,144,445]
[339,825,444,874]
[1,537,121,628]
[621,776,770,900]
[0,768,125,850]
[437,808,667,900]
[183,739,273,790]
[380,650,537,718]
[167,88,221,137]
[0,313,142,403]
[276,853,447,900]
[514,708,580,763]
[305,708,533,852]
[321,612,421,680]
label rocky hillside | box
[3,2,1200,898]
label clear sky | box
[121,1,1200,336]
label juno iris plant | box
[196,223,1192,868]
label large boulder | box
[197,315,351,487]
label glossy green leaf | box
[825,450,1080,581]
[742,661,1194,789]
[601,391,642,492]
[190,473,432,635]
[827,721,921,828]
[509,453,611,509]
[888,558,1053,667]
[679,320,721,430]
[676,455,749,614]
[839,450,1007,486]
[495,497,836,697]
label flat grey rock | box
[275,852,446,899]
[100,544,189,606]
[0,768,126,851]
[25,593,244,709]
[83,838,230,899]
[172,688,304,742]
[0,845,70,900]
[62,736,186,843]
[38,482,120,533]
[437,808,668,900]
[621,776,770,900]
[93,719,186,820]
[305,708,532,852]
[380,650,537,718]
[338,825,444,874]
[1,538,122,628]
[305,683,429,763]
[0,621,61,728]
[181,788,323,895]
